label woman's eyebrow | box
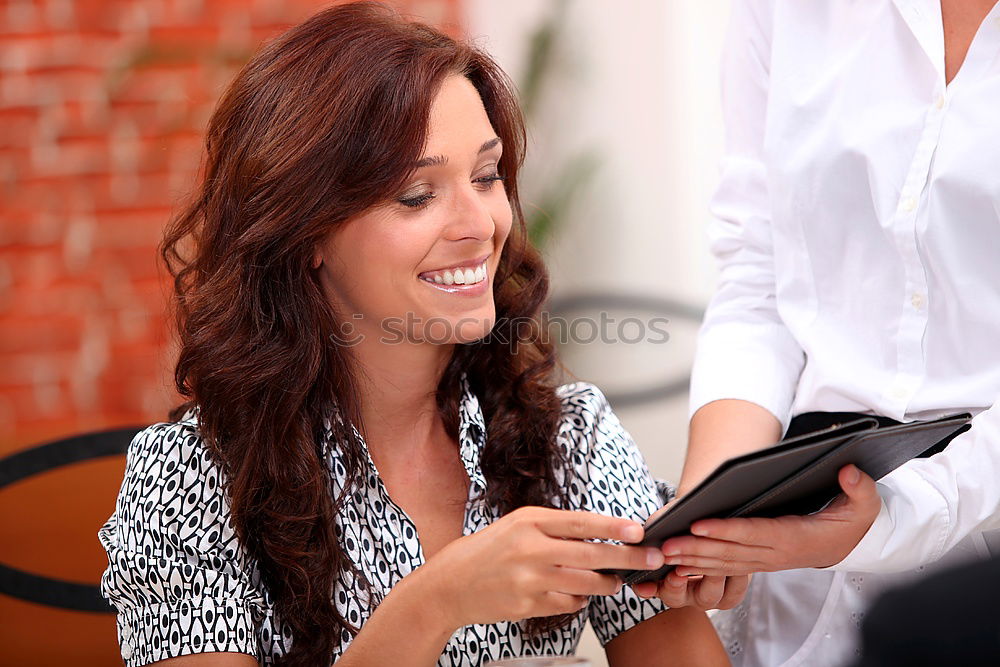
[413,136,502,168]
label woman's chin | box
[451,323,495,345]
[402,303,497,345]
[423,317,495,345]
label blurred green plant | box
[518,0,600,250]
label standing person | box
[633,1,1000,665]
[97,3,729,666]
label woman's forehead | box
[420,75,498,159]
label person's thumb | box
[838,464,879,508]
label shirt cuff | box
[689,324,803,433]
[824,466,950,573]
[116,597,261,667]
[588,587,669,646]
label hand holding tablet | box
[606,413,972,585]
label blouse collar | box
[455,373,488,491]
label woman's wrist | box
[337,567,458,666]
[391,561,463,638]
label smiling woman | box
[96,3,727,666]
[312,75,510,346]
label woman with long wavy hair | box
[98,3,727,665]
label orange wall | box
[0,1,462,663]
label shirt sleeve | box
[830,401,1000,573]
[689,0,805,432]
[556,382,673,646]
[98,420,266,666]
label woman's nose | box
[444,183,495,241]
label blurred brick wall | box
[0,0,463,453]
[0,1,462,663]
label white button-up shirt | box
[689,1,1000,664]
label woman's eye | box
[397,173,504,209]
[474,173,505,190]
[398,192,435,208]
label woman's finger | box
[689,575,726,609]
[661,535,776,563]
[531,507,645,543]
[632,580,658,599]
[836,464,880,512]
[538,591,590,617]
[555,540,664,572]
[716,574,751,610]
[546,566,622,597]
[651,572,751,610]
[665,552,771,574]
[673,563,761,577]
[546,566,622,596]
[687,515,793,546]
[653,571,694,607]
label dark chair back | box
[0,427,143,665]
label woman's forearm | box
[678,399,782,496]
[336,567,456,666]
[605,606,728,666]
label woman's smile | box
[418,253,490,295]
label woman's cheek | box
[493,203,514,244]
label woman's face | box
[315,74,512,347]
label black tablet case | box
[607,412,972,585]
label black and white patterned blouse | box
[99,380,673,666]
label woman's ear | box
[311,252,323,270]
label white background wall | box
[463,1,731,663]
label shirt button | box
[934,93,945,109]
[911,292,924,309]
[899,196,916,212]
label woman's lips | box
[419,260,487,286]
[418,254,489,286]
[418,255,490,295]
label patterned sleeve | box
[555,382,676,646]
[98,419,266,666]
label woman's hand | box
[413,506,667,631]
[657,464,882,576]
[632,571,751,610]
[628,497,750,610]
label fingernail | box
[647,549,664,568]
[662,544,678,556]
[847,465,860,485]
[691,525,710,537]
[622,523,643,542]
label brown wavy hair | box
[161,2,572,664]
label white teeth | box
[421,260,488,286]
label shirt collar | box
[456,373,488,491]
[891,0,945,78]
